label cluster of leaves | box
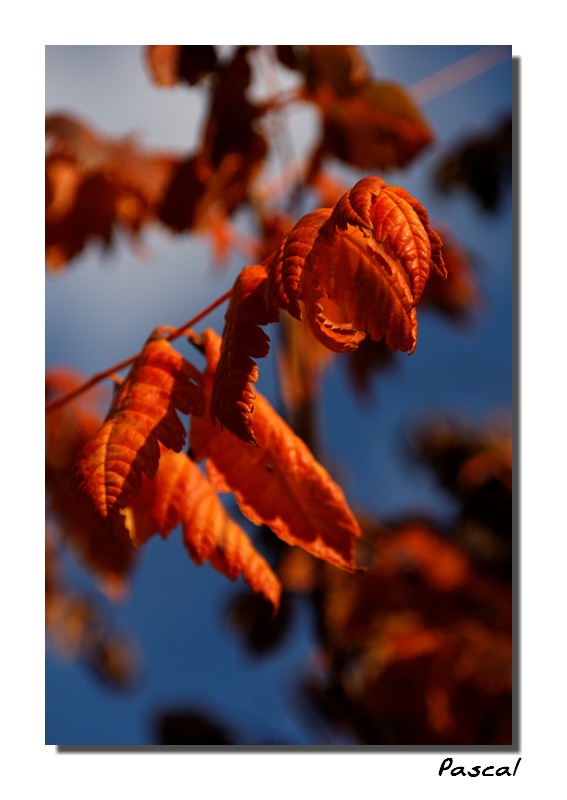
[46,45,434,270]
[47,168,449,618]
[213,418,513,746]
[294,419,513,746]
[45,46,511,744]
[46,369,141,689]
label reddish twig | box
[45,289,232,414]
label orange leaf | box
[48,480,136,600]
[265,209,330,321]
[73,331,204,521]
[268,176,446,354]
[145,45,218,87]
[46,114,177,268]
[191,330,362,572]
[127,449,281,610]
[420,226,482,322]
[46,368,136,598]
[319,81,434,171]
[45,367,103,474]
[210,264,279,445]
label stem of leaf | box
[45,289,232,414]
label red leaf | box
[127,449,281,610]
[210,264,279,445]
[145,45,218,87]
[46,114,177,268]
[73,331,203,521]
[268,176,446,354]
[319,81,434,171]
[191,330,362,572]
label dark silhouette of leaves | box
[155,709,234,745]
[146,45,219,87]
[434,115,512,211]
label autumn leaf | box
[46,537,140,688]
[299,514,512,744]
[345,336,396,399]
[316,80,434,172]
[267,176,446,354]
[202,46,266,170]
[48,480,136,599]
[191,330,362,572]
[276,45,369,97]
[284,46,433,173]
[419,226,482,322]
[45,114,178,269]
[126,449,281,610]
[434,114,512,211]
[211,177,445,444]
[73,331,204,522]
[145,45,219,87]
[45,367,103,474]
[46,368,137,597]
[210,264,279,445]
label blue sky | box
[45,45,513,746]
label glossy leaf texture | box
[191,330,362,572]
[126,449,281,610]
[73,331,204,522]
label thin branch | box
[409,46,511,105]
[45,289,232,414]
[162,288,232,342]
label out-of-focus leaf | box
[46,536,141,690]
[45,114,177,269]
[145,45,218,86]
[155,709,234,745]
[277,45,369,97]
[412,418,513,568]
[46,368,136,597]
[345,336,396,400]
[48,479,136,599]
[284,46,433,173]
[45,368,102,474]
[300,516,512,745]
[434,115,512,211]
[155,154,208,232]
[227,590,293,655]
[277,311,334,417]
[202,46,266,169]
[420,227,483,322]
[318,81,434,172]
